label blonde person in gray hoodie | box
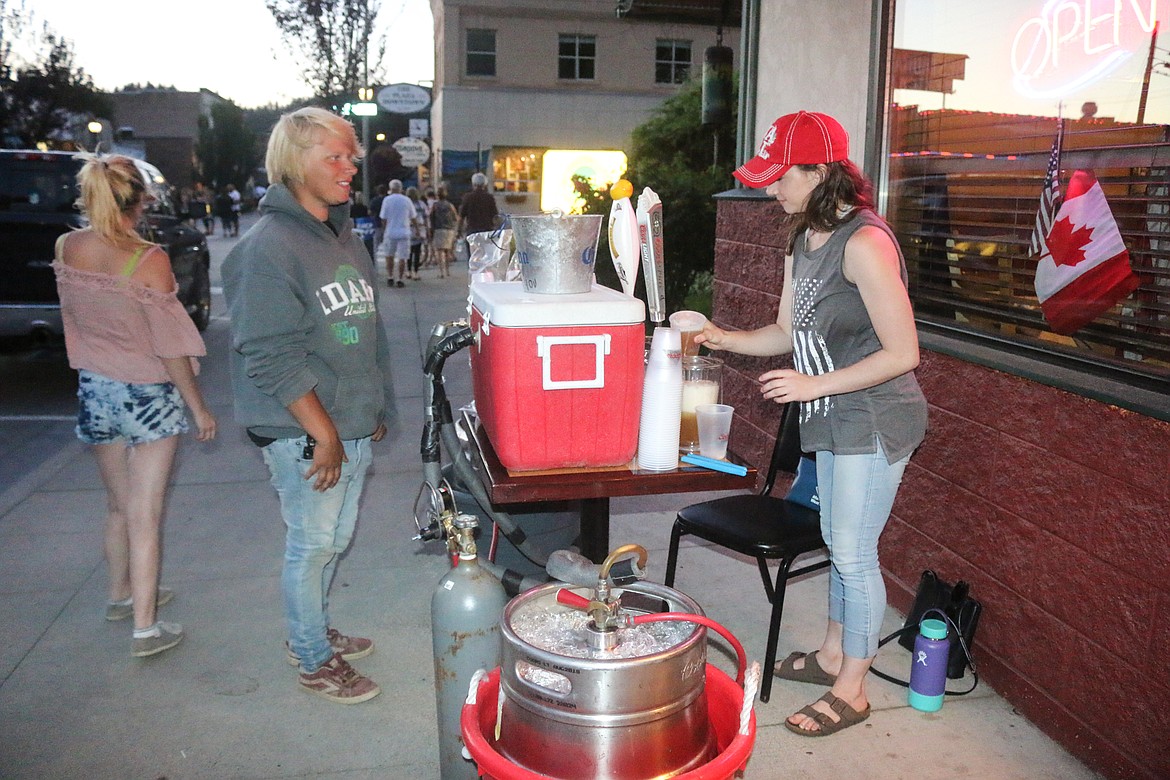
[222,107,396,704]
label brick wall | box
[715,196,1170,780]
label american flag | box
[1029,121,1064,257]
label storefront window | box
[492,148,544,194]
[886,0,1169,385]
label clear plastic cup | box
[696,403,734,460]
[669,310,707,357]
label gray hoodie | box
[222,183,395,440]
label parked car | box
[0,150,212,339]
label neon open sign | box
[1012,0,1159,98]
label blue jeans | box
[262,436,372,673]
[816,439,909,660]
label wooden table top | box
[463,414,758,505]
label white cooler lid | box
[470,281,645,327]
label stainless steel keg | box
[496,581,715,779]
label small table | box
[463,417,757,562]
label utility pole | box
[361,45,371,202]
[1137,21,1159,124]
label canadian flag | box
[1034,170,1140,335]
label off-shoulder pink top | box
[53,253,205,384]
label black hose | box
[440,423,550,568]
[421,323,474,465]
[419,319,552,569]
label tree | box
[575,78,737,315]
[196,101,259,190]
[626,77,737,313]
[0,3,112,149]
[266,0,387,105]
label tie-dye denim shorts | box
[75,370,189,445]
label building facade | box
[107,88,224,190]
[721,2,1169,779]
[429,0,738,212]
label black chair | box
[664,402,829,703]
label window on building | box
[467,29,496,77]
[559,34,596,80]
[492,147,544,193]
[655,39,692,84]
[884,0,1169,387]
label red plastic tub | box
[461,664,756,780]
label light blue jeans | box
[816,438,909,660]
[262,436,372,673]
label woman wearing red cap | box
[697,111,928,736]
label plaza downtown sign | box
[1011,0,1161,98]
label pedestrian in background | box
[458,171,498,236]
[53,153,217,658]
[406,185,426,280]
[697,111,927,737]
[378,179,414,287]
[222,106,396,704]
[227,183,242,236]
[368,183,388,256]
[193,182,214,235]
[429,186,458,279]
[214,186,234,238]
[421,186,437,268]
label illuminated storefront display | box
[539,150,628,214]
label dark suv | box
[0,150,212,339]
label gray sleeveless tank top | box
[790,209,927,463]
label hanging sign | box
[393,137,431,167]
[377,83,431,114]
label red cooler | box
[470,282,645,471]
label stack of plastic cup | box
[637,326,683,471]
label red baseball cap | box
[733,111,850,188]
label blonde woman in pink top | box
[53,154,216,658]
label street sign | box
[409,118,429,138]
[393,137,430,167]
[377,83,431,114]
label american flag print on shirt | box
[790,274,834,422]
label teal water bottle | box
[907,612,950,712]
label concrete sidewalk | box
[0,219,1099,779]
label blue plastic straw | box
[680,454,748,477]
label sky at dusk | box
[16,0,435,108]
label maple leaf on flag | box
[1045,215,1095,267]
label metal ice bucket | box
[496,581,715,779]
[511,213,602,294]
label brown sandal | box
[773,651,838,685]
[784,692,871,737]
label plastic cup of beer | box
[669,310,707,357]
[680,355,721,453]
[696,404,734,460]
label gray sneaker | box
[106,587,175,621]
[131,621,184,657]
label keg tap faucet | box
[564,544,649,651]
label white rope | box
[494,680,506,741]
[465,668,488,706]
[739,662,761,736]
